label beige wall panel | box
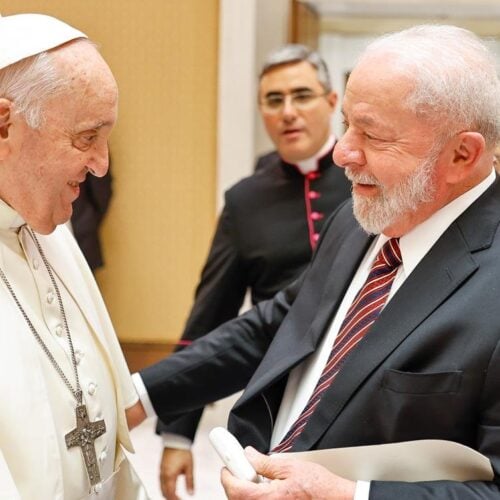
[4,1,219,342]
[290,0,320,48]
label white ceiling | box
[303,0,500,19]
[300,0,500,35]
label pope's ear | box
[0,98,13,159]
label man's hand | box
[160,448,194,500]
[125,400,147,430]
[221,446,356,500]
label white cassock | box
[0,199,148,500]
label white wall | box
[254,0,291,158]
[217,0,290,210]
[217,0,257,210]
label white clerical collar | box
[374,169,496,279]
[0,198,25,231]
[295,134,335,175]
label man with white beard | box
[129,24,500,500]
[344,144,439,234]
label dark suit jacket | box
[143,178,500,498]
[158,148,351,439]
[71,169,112,271]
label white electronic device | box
[209,427,261,483]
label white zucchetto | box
[0,13,87,69]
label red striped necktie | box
[273,238,402,453]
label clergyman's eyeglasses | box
[259,90,328,114]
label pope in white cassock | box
[0,13,148,500]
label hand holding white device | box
[209,427,261,483]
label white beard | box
[345,152,438,235]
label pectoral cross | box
[65,404,106,486]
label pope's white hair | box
[359,25,500,148]
[0,38,95,129]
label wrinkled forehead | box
[53,41,115,84]
[44,41,118,112]
[347,54,415,103]
[40,43,118,129]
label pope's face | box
[258,61,337,163]
[0,41,118,234]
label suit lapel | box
[305,226,373,348]
[236,224,373,406]
[293,220,481,451]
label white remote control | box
[209,427,261,483]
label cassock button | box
[313,233,320,242]
[308,190,320,199]
[310,211,324,221]
[32,258,39,270]
[88,382,97,396]
[46,290,55,304]
[54,324,63,337]
[75,349,84,365]
[307,171,321,180]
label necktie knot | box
[378,238,401,270]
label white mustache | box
[344,168,380,186]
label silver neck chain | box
[0,227,82,404]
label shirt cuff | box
[354,480,371,500]
[131,372,157,419]
[161,433,193,450]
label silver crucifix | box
[65,404,106,486]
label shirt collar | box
[0,197,26,231]
[295,134,336,175]
[374,169,496,279]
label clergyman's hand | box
[221,446,356,500]
[160,448,194,500]
[125,400,147,430]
